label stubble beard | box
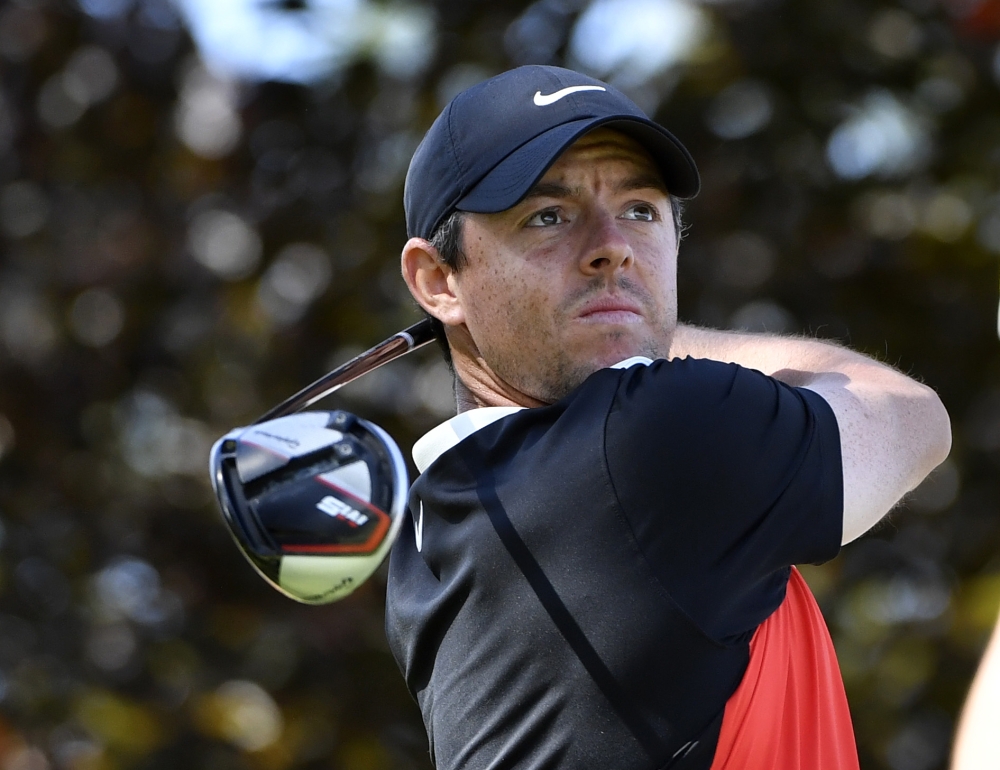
[492,276,676,404]
[527,326,672,403]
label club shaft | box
[254,318,437,424]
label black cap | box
[404,65,700,240]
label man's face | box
[449,128,679,403]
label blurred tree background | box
[0,0,998,767]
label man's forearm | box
[953,614,1000,769]
[670,322,952,545]
[669,323,881,387]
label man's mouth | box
[576,296,644,323]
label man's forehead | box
[567,127,652,153]
[460,127,670,227]
[536,128,667,189]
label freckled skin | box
[402,128,680,407]
[455,131,679,403]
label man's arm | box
[952,612,1000,770]
[670,324,952,544]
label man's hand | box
[670,324,952,544]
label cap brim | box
[455,115,700,215]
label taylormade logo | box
[533,85,606,106]
[250,430,300,449]
[317,496,369,527]
[415,501,424,552]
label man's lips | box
[575,296,644,322]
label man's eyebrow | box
[522,182,575,201]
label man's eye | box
[526,209,563,227]
[622,204,656,222]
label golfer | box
[385,65,952,770]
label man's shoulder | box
[411,356,756,476]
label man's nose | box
[579,211,633,275]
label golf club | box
[209,318,437,603]
[256,318,436,423]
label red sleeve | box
[710,567,860,770]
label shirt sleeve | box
[604,357,843,643]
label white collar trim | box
[412,357,653,473]
[412,407,524,473]
[610,355,653,369]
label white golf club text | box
[317,496,369,527]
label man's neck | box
[452,356,548,413]
[453,370,547,413]
[454,378,482,413]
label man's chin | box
[498,331,671,403]
[585,337,664,369]
[537,350,646,402]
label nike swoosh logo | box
[415,501,424,552]
[533,85,606,106]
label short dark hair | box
[422,196,687,365]
[424,211,467,366]
[430,209,468,271]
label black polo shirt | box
[385,356,843,770]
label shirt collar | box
[411,356,654,473]
[412,407,524,473]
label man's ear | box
[400,238,465,327]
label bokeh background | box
[0,0,999,767]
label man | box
[385,65,951,770]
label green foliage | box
[0,0,998,768]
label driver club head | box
[210,410,409,604]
